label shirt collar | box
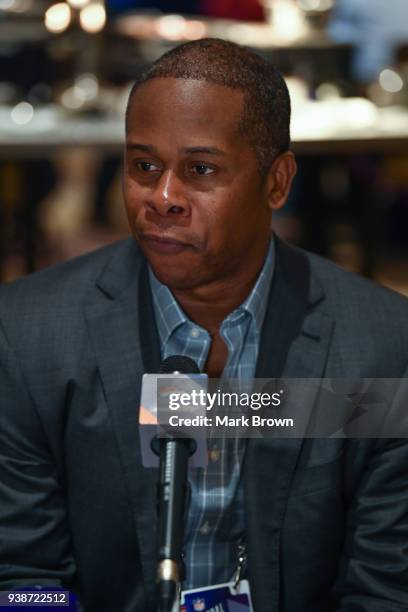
[149,236,275,343]
[149,277,187,345]
[235,237,275,332]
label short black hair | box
[126,38,291,176]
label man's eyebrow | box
[126,144,226,156]
[184,146,226,156]
[126,143,156,152]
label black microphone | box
[153,356,200,612]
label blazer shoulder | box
[0,238,142,328]
[302,249,408,371]
[277,239,408,322]
[306,249,408,318]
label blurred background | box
[0,0,407,294]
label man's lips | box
[139,233,192,254]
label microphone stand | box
[155,435,195,612]
[153,356,201,611]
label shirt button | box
[200,521,211,535]
[190,328,200,338]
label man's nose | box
[146,170,189,217]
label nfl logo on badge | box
[193,598,206,611]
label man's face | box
[123,77,274,292]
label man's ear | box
[265,151,297,211]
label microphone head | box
[159,355,200,375]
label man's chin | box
[148,262,201,292]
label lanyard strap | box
[233,542,247,589]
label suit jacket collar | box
[86,236,335,610]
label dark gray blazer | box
[0,237,407,612]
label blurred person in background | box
[329,0,408,83]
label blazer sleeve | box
[0,322,76,589]
[332,379,408,612]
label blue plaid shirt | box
[149,238,275,588]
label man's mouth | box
[139,232,192,255]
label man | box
[0,39,407,611]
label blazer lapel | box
[85,240,161,609]
[245,238,335,611]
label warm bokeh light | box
[379,69,404,93]
[75,73,99,100]
[79,3,106,33]
[297,0,333,12]
[45,2,71,34]
[61,74,100,111]
[273,0,306,40]
[345,98,378,128]
[67,0,89,8]
[11,102,34,125]
[61,86,86,110]
[156,14,186,40]
[315,82,341,101]
[184,20,207,41]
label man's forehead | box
[128,77,244,119]
[125,78,246,151]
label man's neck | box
[172,241,271,334]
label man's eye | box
[136,161,159,172]
[192,164,214,176]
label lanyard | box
[233,542,247,589]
